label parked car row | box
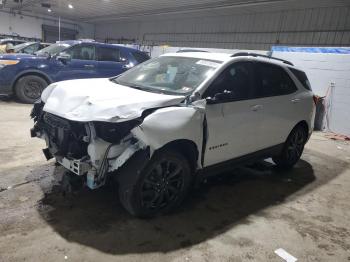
[0,38,27,53]
[0,39,150,103]
[0,38,51,54]
[13,42,51,55]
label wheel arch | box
[12,70,52,92]
[156,139,199,173]
[294,120,309,138]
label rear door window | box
[96,46,121,62]
[255,62,297,97]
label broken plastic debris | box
[274,248,297,262]
[325,133,350,141]
[336,146,343,150]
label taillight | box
[313,95,318,105]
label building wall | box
[273,51,350,136]
[0,10,94,40]
[95,6,350,50]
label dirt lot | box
[0,99,350,262]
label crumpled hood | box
[42,78,186,122]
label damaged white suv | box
[31,52,315,217]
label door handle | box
[250,104,263,111]
[291,98,301,103]
[84,64,95,69]
[122,64,132,69]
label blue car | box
[0,40,150,103]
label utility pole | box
[58,15,61,41]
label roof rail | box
[232,52,294,66]
[177,49,209,53]
[78,39,95,42]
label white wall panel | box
[95,6,350,50]
[272,51,350,136]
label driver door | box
[203,61,263,167]
[56,44,98,81]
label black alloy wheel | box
[118,150,192,217]
[273,125,307,169]
[141,159,185,211]
[15,75,48,103]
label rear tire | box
[14,75,48,103]
[273,125,307,169]
[118,149,192,218]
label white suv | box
[31,52,316,217]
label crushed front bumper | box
[58,157,91,176]
[31,103,148,189]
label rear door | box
[96,46,128,77]
[56,43,98,80]
[253,62,300,149]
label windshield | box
[35,43,71,56]
[14,42,32,52]
[113,56,222,95]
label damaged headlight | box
[93,119,142,143]
[30,100,45,125]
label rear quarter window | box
[289,68,312,91]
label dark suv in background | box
[0,40,150,103]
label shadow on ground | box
[0,95,15,103]
[35,149,347,254]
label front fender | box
[131,106,205,165]
[12,69,53,88]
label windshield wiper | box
[112,79,165,94]
[112,79,143,90]
[127,84,145,91]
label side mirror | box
[56,52,71,63]
[189,91,201,103]
[206,90,235,104]
[119,57,128,63]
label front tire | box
[273,125,307,169]
[14,75,48,103]
[118,150,192,218]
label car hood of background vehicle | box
[42,78,186,123]
[0,53,35,60]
